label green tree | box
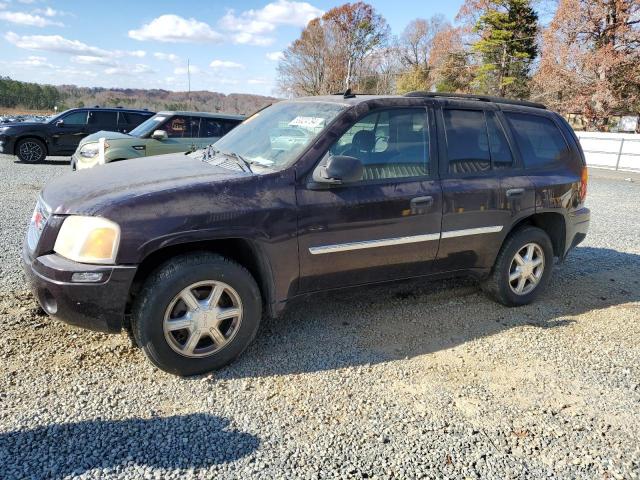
[471,0,538,97]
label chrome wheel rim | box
[163,280,243,358]
[19,141,43,162]
[508,242,545,295]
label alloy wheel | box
[19,141,43,162]
[508,242,545,295]
[163,280,243,358]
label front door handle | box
[506,188,525,198]
[410,196,434,215]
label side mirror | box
[55,119,64,127]
[310,155,363,188]
[151,129,168,140]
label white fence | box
[576,131,640,172]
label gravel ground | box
[1,154,639,479]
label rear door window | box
[88,111,118,128]
[504,112,569,169]
[443,109,490,174]
[118,112,149,128]
[486,112,513,169]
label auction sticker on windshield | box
[289,116,326,129]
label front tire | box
[132,253,262,376]
[483,226,554,306]
[16,138,47,163]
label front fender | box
[104,147,145,163]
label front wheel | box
[16,138,46,163]
[483,226,554,306]
[132,253,262,376]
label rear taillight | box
[579,166,588,202]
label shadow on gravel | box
[219,246,640,379]
[13,158,70,166]
[0,413,259,478]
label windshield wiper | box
[223,151,253,173]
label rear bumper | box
[564,207,590,257]
[22,246,137,333]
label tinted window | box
[443,109,490,174]
[199,118,240,138]
[487,112,513,169]
[88,110,117,126]
[118,112,149,126]
[162,115,199,138]
[62,111,87,125]
[330,108,429,181]
[504,112,569,169]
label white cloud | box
[222,0,322,32]
[0,10,63,27]
[174,65,201,75]
[5,31,110,56]
[209,59,244,69]
[14,55,53,68]
[266,51,284,61]
[154,52,180,63]
[129,50,146,58]
[105,64,154,75]
[71,55,116,66]
[248,78,270,85]
[33,7,59,17]
[17,0,38,4]
[231,32,274,46]
[129,15,223,43]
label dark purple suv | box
[22,92,590,376]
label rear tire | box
[483,226,554,306]
[16,138,46,163]
[132,253,262,376]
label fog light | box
[71,272,104,283]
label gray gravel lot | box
[1,154,639,479]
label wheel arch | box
[125,238,275,323]
[503,212,566,258]
[14,135,49,156]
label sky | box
[0,0,465,96]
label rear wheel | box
[483,226,553,306]
[16,138,46,163]
[132,253,262,376]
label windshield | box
[128,114,168,138]
[210,101,348,170]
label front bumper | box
[0,135,15,154]
[564,207,590,257]
[22,246,137,333]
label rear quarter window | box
[504,112,570,169]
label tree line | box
[277,0,640,130]
[0,76,63,111]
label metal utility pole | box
[345,58,352,90]
[187,58,191,108]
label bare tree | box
[533,0,640,129]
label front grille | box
[26,197,50,252]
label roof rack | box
[403,91,546,110]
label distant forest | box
[0,77,277,115]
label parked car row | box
[22,91,590,376]
[0,114,51,124]
[0,106,244,167]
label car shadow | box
[13,158,70,165]
[0,413,259,479]
[219,246,640,379]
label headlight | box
[54,216,120,264]
[79,143,100,158]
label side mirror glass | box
[310,155,363,188]
[151,129,168,140]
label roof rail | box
[403,91,546,110]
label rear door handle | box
[410,196,434,214]
[506,188,525,198]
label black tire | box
[483,226,554,307]
[132,253,262,376]
[16,138,47,163]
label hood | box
[79,130,132,145]
[0,121,46,128]
[42,153,250,215]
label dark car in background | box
[23,92,590,376]
[0,107,154,163]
